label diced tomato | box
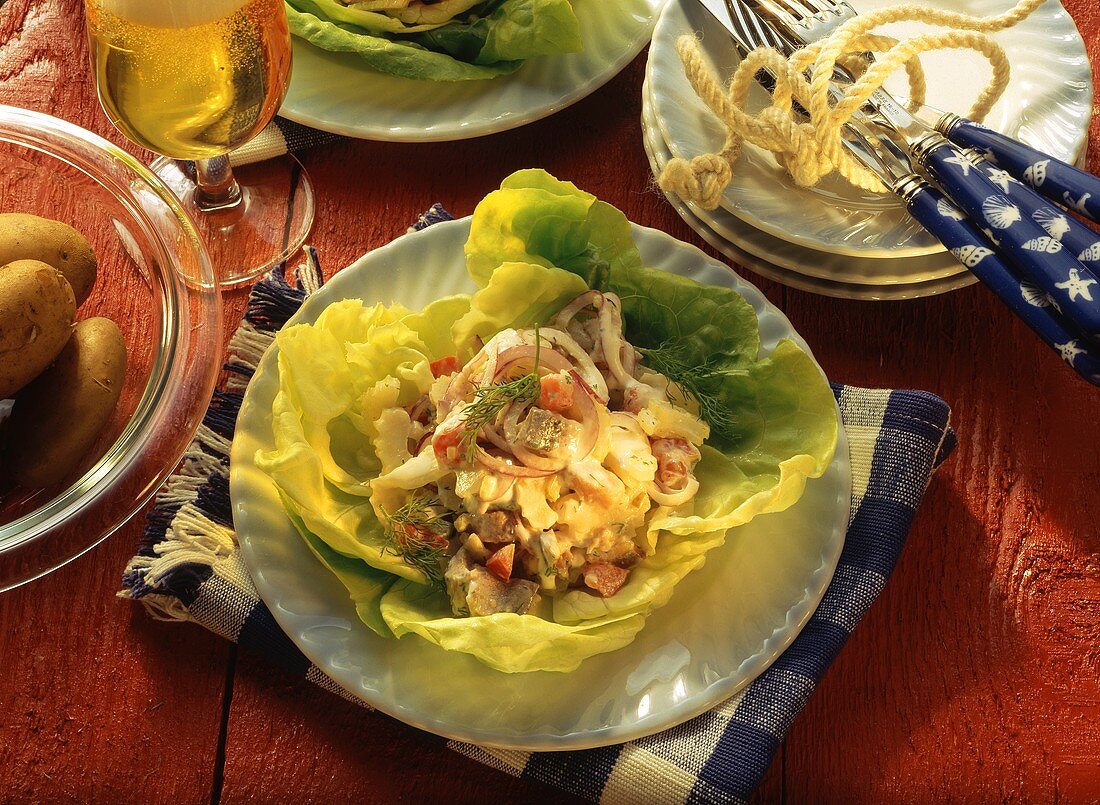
[432,424,465,467]
[486,543,515,583]
[430,355,460,378]
[583,563,630,597]
[395,522,448,552]
[651,438,701,489]
[539,372,575,412]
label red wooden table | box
[1,0,1098,801]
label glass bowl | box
[0,106,223,591]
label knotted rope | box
[658,0,1048,208]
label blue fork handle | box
[919,138,1100,342]
[967,157,1100,275]
[903,180,1100,386]
[940,115,1100,225]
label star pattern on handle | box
[943,152,976,176]
[977,147,998,165]
[986,168,1014,193]
[1055,268,1098,302]
[1056,340,1086,367]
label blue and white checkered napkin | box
[120,208,955,804]
[228,117,340,167]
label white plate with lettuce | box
[281,0,663,140]
[230,170,849,749]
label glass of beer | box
[84,0,313,287]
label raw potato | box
[3,317,127,487]
[0,213,97,305]
[0,259,76,398]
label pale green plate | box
[230,218,851,750]
[280,0,664,141]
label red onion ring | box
[647,476,700,507]
[537,328,609,402]
[481,423,513,454]
[473,445,557,478]
[491,344,573,381]
[553,290,604,330]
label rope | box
[658,0,1046,207]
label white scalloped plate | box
[642,77,980,298]
[230,218,850,750]
[280,0,663,141]
[648,0,1092,258]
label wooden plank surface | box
[0,1,230,802]
[0,0,1097,801]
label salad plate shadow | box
[230,217,851,750]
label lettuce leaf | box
[256,299,437,583]
[285,0,581,82]
[283,498,397,638]
[380,582,646,673]
[466,169,644,287]
[450,261,588,358]
[259,170,839,673]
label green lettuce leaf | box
[476,0,582,62]
[449,261,588,358]
[255,299,437,583]
[286,0,416,33]
[285,0,580,82]
[466,169,644,287]
[380,582,646,673]
[283,498,397,638]
[400,295,472,359]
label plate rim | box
[279,0,664,142]
[646,0,1094,258]
[230,216,852,750]
[641,78,983,298]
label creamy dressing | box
[369,291,708,616]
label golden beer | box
[86,0,291,159]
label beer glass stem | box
[193,156,243,211]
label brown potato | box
[0,259,76,398]
[0,213,97,305]
[2,317,127,487]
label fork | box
[744,0,1100,224]
[738,0,1100,344]
[693,0,1100,384]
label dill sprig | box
[638,341,739,443]
[458,326,542,461]
[382,495,450,588]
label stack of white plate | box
[642,0,1093,300]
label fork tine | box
[723,0,793,52]
[749,0,853,43]
[781,0,833,17]
[743,0,805,33]
[769,0,816,20]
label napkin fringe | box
[119,252,326,617]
